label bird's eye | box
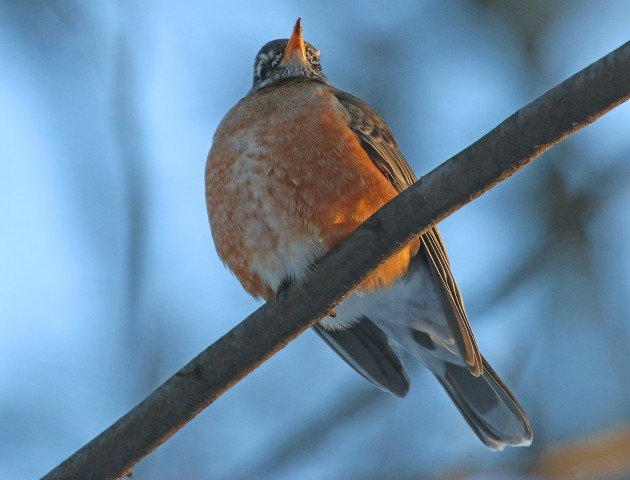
[256,61,267,80]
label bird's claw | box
[276,278,292,301]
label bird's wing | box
[333,88,482,375]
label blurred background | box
[1,1,629,479]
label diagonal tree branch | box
[42,41,630,480]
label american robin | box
[206,19,532,450]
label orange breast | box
[206,81,413,299]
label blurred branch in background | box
[110,0,169,416]
[532,426,630,480]
[111,5,148,345]
[41,42,630,480]
[351,426,630,480]
[111,6,170,477]
[541,161,630,398]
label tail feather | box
[314,317,410,397]
[434,357,532,450]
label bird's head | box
[249,18,327,93]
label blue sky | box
[0,1,628,479]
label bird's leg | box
[308,261,337,317]
[276,277,292,301]
[276,276,336,316]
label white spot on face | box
[271,53,282,68]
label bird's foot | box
[276,278,292,301]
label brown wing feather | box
[332,88,482,375]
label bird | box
[205,18,532,450]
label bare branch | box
[42,42,630,480]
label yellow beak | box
[279,18,308,66]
